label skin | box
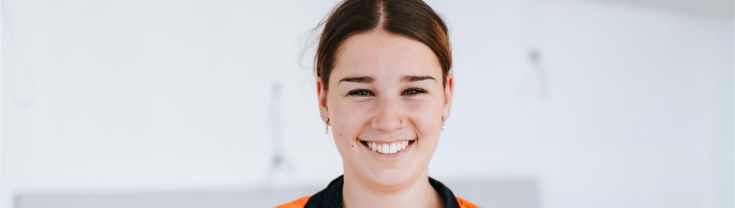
[317,29,454,208]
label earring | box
[325,118,330,134]
[441,115,446,131]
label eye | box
[347,89,375,97]
[402,87,428,96]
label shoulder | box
[456,196,481,208]
[276,196,310,208]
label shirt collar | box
[305,175,461,208]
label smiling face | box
[317,29,453,189]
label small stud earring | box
[325,118,330,134]
[441,115,446,131]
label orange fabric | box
[276,196,309,208]
[276,195,480,208]
[456,196,481,208]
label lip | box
[358,138,416,161]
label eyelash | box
[346,88,428,97]
[347,89,375,97]
[402,87,428,96]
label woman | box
[279,0,478,207]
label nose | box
[370,96,405,132]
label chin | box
[365,165,420,188]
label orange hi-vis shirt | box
[276,175,480,208]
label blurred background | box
[1,0,733,207]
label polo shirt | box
[277,175,479,208]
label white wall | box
[429,1,733,207]
[2,0,732,208]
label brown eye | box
[347,89,375,97]
[402,87,428,96]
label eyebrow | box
[402,75,436,82]
[339,76,373,83]
[338,75,437,84]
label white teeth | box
[366,140,411,154]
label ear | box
[442,73,454,119]
[317,79,329,123]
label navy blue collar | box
[305,175,461,208]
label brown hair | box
[316,0,451,90]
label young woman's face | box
[318,30,453,188]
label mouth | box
[359,139,416,155]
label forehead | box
[331,30,442,80]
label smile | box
[359,139,415,155]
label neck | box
[342,169,441,208]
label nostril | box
[370,117,405,132]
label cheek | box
[329,99,371,143]
[406,99,443,161]
[406,97,444,132]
